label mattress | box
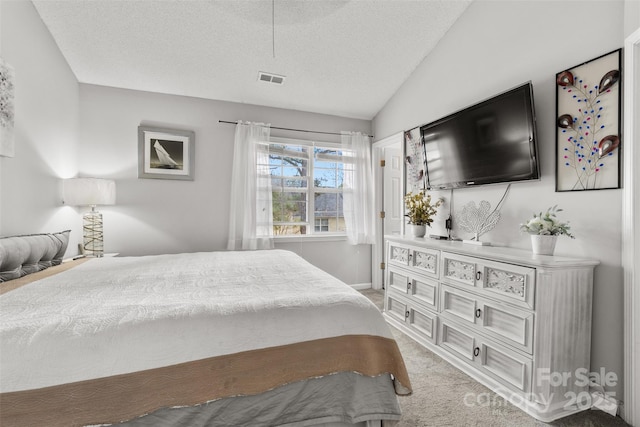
[0,249,411,426]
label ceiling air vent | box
[258,71,285,85]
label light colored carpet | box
[359,289,629,427]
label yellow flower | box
[404,191,442,226]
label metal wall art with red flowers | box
[555,48,622,191]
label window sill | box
[273,234,348,243]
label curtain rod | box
[218,120,374,139]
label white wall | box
[624,0,640,37]
[78,84,372,285]
[0,1,80,249]
[374,0,626,402]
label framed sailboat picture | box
[138,126,195,180]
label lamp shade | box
[63,178,116,206]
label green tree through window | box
[262,138,347,236]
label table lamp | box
[63,178,116,257]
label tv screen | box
[421,82,539,190]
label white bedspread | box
[0,250,392,393]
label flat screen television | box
[421,82,540,190]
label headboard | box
[0,230,71,282]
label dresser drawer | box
[388,268,410,295]
[479,339,532,395]
[439,317,477,361]
[438,318,532,395]
[388,242,411,267]
[408,304,437,343]
[440,284,534,354]
[385,292,408,324]
[441,252,477,288]
[441,252,536,309]
[411,274,439,312]
[409,246,439,278]
[388,266,438,312]
[387,241,439,279]
[385,292,437,344]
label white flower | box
[520,206,574,238]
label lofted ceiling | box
[32,0,472,120]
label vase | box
[411,224,426,238]
[530,235,557,255]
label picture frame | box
[555,48,622,192]
[138,126,195,180]
[404,126,426,193]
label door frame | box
[622,26,640,425]
[372,132,403,290]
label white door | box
[372,133,403,290]
[384,146,403,236]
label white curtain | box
[227,121,273,250]
[341,131,375,245]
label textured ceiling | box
[33,0,472,120]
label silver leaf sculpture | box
[458,200,501,242]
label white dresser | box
[383,235,599,422]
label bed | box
[0,231,411,427]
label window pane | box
[283,165,304,177]
[273,192,307,223]
[313,147,344,189]
[314,192,345,232]
[270,160,308,176]
[271,176,283,188]
[314,218,329,232]
[314,165,344,188]
[269,143,309,181]
[269,156,283,167]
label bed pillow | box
[51,230,71,265]
[0,230,71,282]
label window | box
[262,137,348,236]
[315,218,329,232]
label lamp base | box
[83,207,104,257]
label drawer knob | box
[405,310,410,319]
[475,308,482,318]
[407,281,412,291]
[473,347,480,357]
[475,271,482,281]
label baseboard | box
[351,283,373,290]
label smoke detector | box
[258,71,285,85]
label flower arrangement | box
[404,191,442,226]
[520,205,574,238]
